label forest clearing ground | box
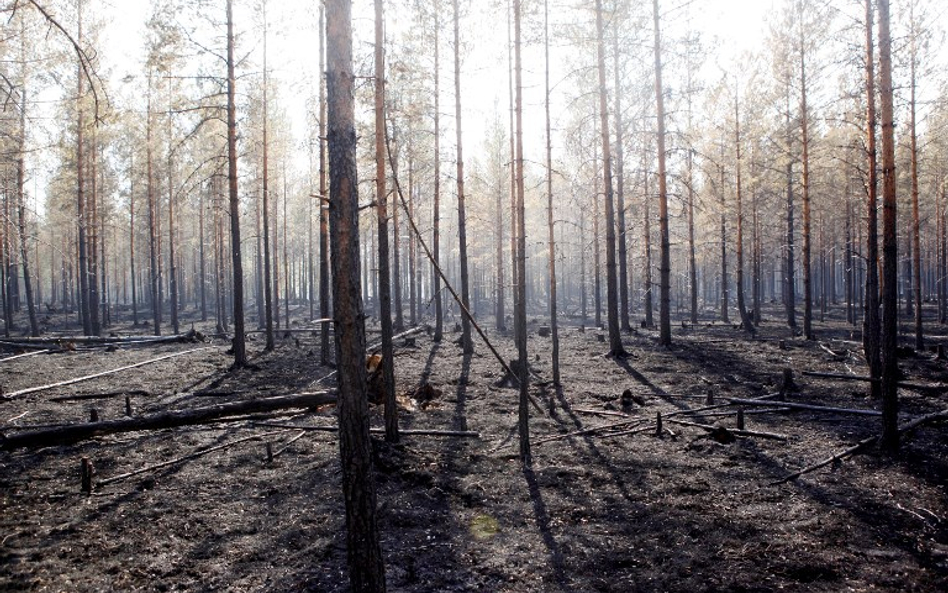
[1,305,947,592]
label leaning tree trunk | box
[878,0,900,453]
[226,0,247,367]
[327,0,387,589]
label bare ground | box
[1,304,947,592]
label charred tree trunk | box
[327,0,387,588]
[432,10,443,343]
[785,81,797,330]
[514,0,531,465]
[319,6,331,366]
[226,0,247,367]
[612,29,630,333]
[375,0,398,443]
[130,154,139,326]
[76,1,92,336]
[653,0,671,346]
[147,81,161,337]
[453,0,473,354]
[734,95,754,335]
[594,0,625,356]
[262,10,275,352]
[544,0,560,384]
[863,0,882,400]
[878,0,900,452]
[15,39,39,337]
[166,89,179,336]
[800,24,814,340]
[908,3,923,351]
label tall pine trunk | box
[453,0,473,354]
[513,0,531,465]
[734,95,754,335]
[226,0,247,367]
[327,0,386,588]
[375,0,398,443]
[653,0,671,346]
[800,23,814,340]
[863,0,881,400]
[594,0,625,356]
[878,0,900,452]
[544,0,560,384]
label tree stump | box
[80,457,94,494]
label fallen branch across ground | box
[533,419,646,445]
[0,349,51,362]
[802,370,947,392]
[0,391,336,450]
[1,347,212,401]
[769,407,948,485]
[252,422,480,439]
[665,418,788,440]
[725,398,882,417]
[96,429,290,488]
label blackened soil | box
[1,305,947,592]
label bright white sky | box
[23,0,778,208]
[93,0,775,174]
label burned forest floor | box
[1,303,948,592]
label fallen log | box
[770,408,948,485]
[665,418,788,440]
[725,397,882,417]
[0,331,204,346]
[0,391,336,450]
[1,347,211,401]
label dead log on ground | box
[725,398,882,417]
[0,391,336,450]
[0,347,211,401]
[770,408,948,485]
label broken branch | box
[1,347,212,401]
